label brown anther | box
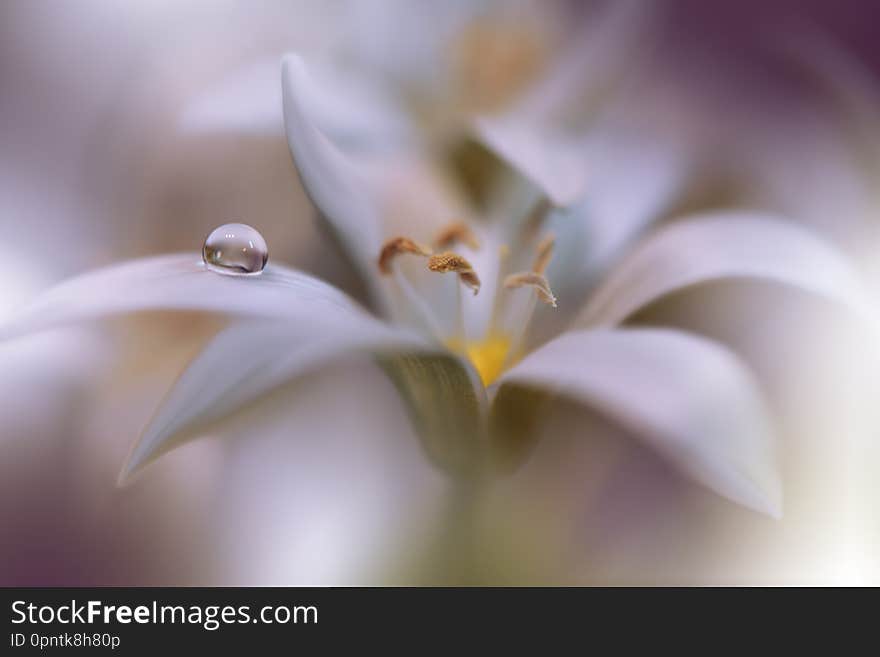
[532,233,555,275]
[427,251,482,295]
[378,237,432,274]
[504,271,557,307]
[433,222,481,251]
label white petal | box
[281,54,474,313]
[0,254,360,342]
[180,55,413,148]
[509,0,650,122]
[495,328,782,516]
[123,317,439,480]
[564,128,689,275]
[526,128,689,344]
[471,0,651,205]
[577,212,873,328]
[473,118,590,206]
[215,360,448,585]
[282,54,384,281]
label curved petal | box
[0,254,362,342]
[125,317,486,481]
[214,358,448,585]
[473,118,589,206]
[378,352,488,477]
[471,0,651,205]
[576,212,873,329]
[493,328,782,516]
[123,317,443,480]
[282,54,385,283]
[525,128,689,345]
[180,55,413,149]
[281,53,474,313]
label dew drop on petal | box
[202,223,268,275]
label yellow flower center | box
[447,333,512,387]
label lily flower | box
[1,45,873,523]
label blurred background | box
[1,0,878,585]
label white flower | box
[2,34,873,525]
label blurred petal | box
[281,54,473,310]
[181,55,413,148]
[282,54,384,282]
[527,128,689,343]
[379,352,488,477]
[493,328,782,516]
[473,118,589,206]
[576,212,872,328]
[471,0,650,205]
[563,129,689,275]
[0,254,360,342]
[214,359,448,585]
[124,317,443,480]
[507,0,649,122]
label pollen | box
[447,333,512,387]
[378,237,432,274]
[427,251,481,295]
[433,222,481,250]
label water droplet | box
[202,223,268,275]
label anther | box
[504,271,557,307]
[433,222,481,251]
[427,252,481,295]
[378,237,432,274]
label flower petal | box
[281,53,474,314]
[472,118,589,207]
[180,55,413,149]
[0,254,361,342]
[525,128,689,345]
[493,328,782,516]
[214,358,448,585]
[282,54,385,283]
[378,352,488,477]
[471,0,650,205]
[122,317,445,481]
[576,212,872,328]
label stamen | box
[378,237,432,274]
[531,233,555,275]
[376,236,443,340]
[504,271,557,307]
[433,222,481,251]
[427,251,481,295]
[497,234,559,371]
